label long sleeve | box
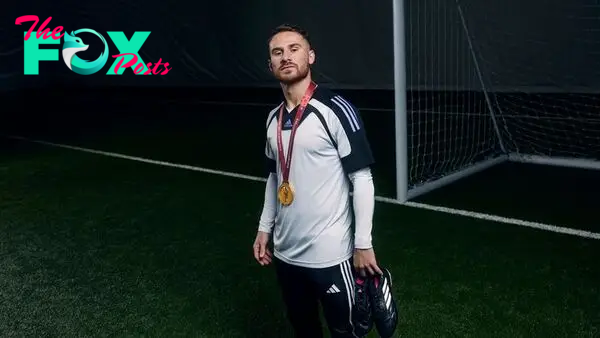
[349,167,375,249]
[258,172,278,233]
[327,93,375,248]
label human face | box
[268,31,315,85]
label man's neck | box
[281,76,313,110]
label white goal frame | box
[392,0,600,203]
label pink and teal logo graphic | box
[62,29,109,75]
[15,15,172,75]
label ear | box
[308,49,315,65]
[267,59,273,71]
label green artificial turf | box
[0,138,598,337]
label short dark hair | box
[267,23,312,49]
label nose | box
[281,50,292,60]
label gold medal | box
[278,181,294,206]
[275,81,317,207]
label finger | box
[260,256,271,265]
[259,244,265,258]
[358,268,366,277]
[253,245,260,262]
[366,266,375,276]
[354,262,365,275]
[367,261,382,275]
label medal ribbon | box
[277,81,317,184]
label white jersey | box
[264,86,375,269]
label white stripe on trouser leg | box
[342,260,354,303]
[340,260,358,338]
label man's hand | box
[353,248,383,277]
[253,231,273,266]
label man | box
[252,24,381,338]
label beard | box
[273,63,310,85]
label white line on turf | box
[4,134,600,240]
[5,135,267,183]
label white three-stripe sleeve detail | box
[335,95,360,130]
[331,96,358,132]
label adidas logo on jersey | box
[326,284,341,294]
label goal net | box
[396,0,600,201]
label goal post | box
[393,0,600,203]
[393,0,409,203]
[393,0,509,202]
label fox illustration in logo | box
[62,29,108,75]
